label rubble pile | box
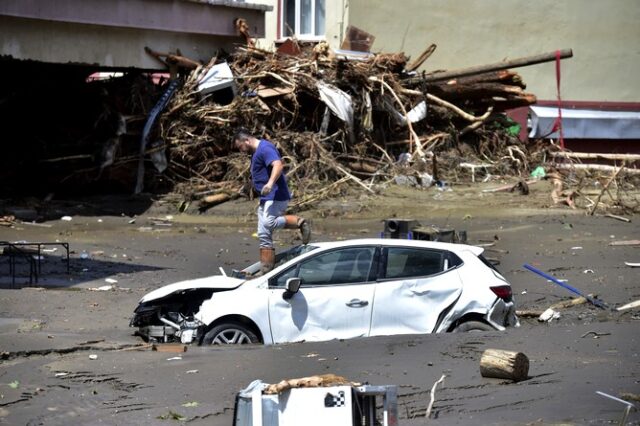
[160,44,535,210]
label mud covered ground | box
[0,180,639,425]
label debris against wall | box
[160,43,537,211]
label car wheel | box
[453,320,495,333]
[202,322,260,345]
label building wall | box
[345,0,640,102]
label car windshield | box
[232,244,319,278]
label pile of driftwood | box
[159,43,541,210]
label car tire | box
[202,322,260,345]
[453,320,495,333]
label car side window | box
[384,247,443,279]
[272,247,376,287]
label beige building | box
[255,0,640,103]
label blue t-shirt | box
[251,139,291,202]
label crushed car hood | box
[139,275,244,303]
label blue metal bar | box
[523,263,607,309]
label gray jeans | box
[257,200,288,248]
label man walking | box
[233,129,311,274]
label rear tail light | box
[490,285,513,302]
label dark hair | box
[233,128,252,143]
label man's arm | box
[261,159,283,195]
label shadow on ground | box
[0,252,166,289]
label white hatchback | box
[131,238,519,345]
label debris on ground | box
[2,36,638,216]
[264,374,359,394]
[160,43,539,211]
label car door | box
[268,246,377,344]
[370,246,463,336]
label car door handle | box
[346,299,369,308]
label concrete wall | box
[345,0,640,102]
[0,16,239,70]
[0,0,269,69]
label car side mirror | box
[283,277,301,301]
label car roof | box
[306,238,483,256]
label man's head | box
[233,128,255,153]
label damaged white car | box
[130,238,519,345]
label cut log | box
[480,349,529,381]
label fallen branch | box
[604,213,631,223]
[405,43,437,72]
[426,93,489,122]
[425,374,446,419]
[589,165,624,215]
[369,76,427,159]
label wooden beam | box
[408,49,573,83]
[551,152,640,161]
[546,163,640,175]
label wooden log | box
[427,82,528,102]
[200,193,232,206]
[347,161,378,174]
[418,48,573,83]
[550,296,588,310]
[454,70,525,87]
[479,348,529,381]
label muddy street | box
[1,182,639,425]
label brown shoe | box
[259,247,275,274]
[299,218,311,245]
[284,215,311,244]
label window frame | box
[378,246,463,281]
[279,0,326,41]
[269,245,379,288]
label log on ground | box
[479,348,529,381]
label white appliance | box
[197,62,236,96]
[234,383,398,426]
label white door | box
[370,246,463,336]
[268,247,376,343]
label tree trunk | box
[480,349,529,381]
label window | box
[272,247,375,287]
[282,0,325,39]
[383,248,445,279]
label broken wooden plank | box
[616,299,640,311]
[605,213,631,223]
[551,152,640,162]
[546,163,640,175]
[609,240,640,246]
